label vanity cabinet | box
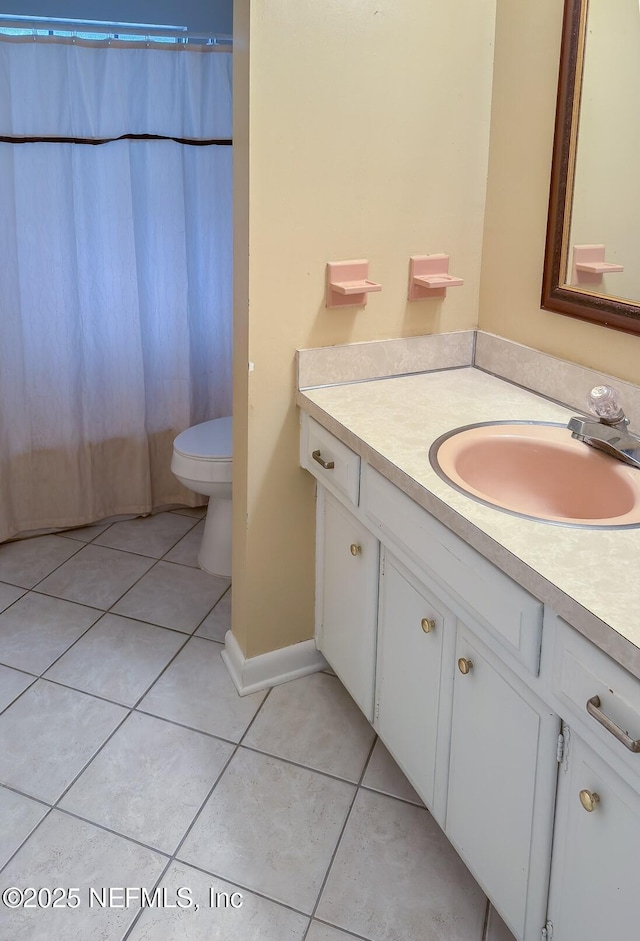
[545,729,640,941]
[300,409,640,941]
[315,489,379,721]
[447,623,558,941]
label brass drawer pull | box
[579,789,600,813]
[312,449,334,470]
[586,695,640,753]
[421,618,435,633]
[458,657,473,675]
[349,543,362,556]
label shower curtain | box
[0,38,232,542]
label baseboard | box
[221,630,328,696]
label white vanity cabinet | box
[374,552,454,820]
[545,729,640,941]
[315,488,379,722]
[446,623,558,941]
[299,408,640,941]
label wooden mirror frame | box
[541,0,640,334]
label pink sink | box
[431,422,640,527]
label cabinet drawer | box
[362,464,543,674]
[300,413,360,506]
[553,619,640,778]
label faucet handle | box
[587,385,625,424]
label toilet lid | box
[173,417,232,461]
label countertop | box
[297,366,640,679]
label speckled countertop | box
[297,367,640,679]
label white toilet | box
[171,416,232,578]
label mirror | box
[542,0,640,334]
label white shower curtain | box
[0,38,232,541]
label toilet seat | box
[172,417,232,485]
[173,417,232,461]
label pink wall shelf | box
[326,260,382,309]
[408,254,463,300]
[572,245,623,285]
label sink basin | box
[429,421,640,527]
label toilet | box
[171,416,232,578]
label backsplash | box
[475,333,640,428]
[297,332,474,389]
[298,330,640,430]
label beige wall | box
[232,0,497,658]
[480,0,640,383]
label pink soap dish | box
[326,260,382,308]
[408,254,463,300]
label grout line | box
[35,588,212,815]
[0,673,38,717]
[120,712,255,940]
[88,512,203,561]
[307,918,374,941]
[118,685,277,937]
[358,780,424,808]
[122,857,313,941]
[0,536,87,592]
[119,858,175,940]
[300,736,378,941]
[29,551,162,611]
[0,780,52,809]
[0,587,28,617]
[48,709,132,808]
[127,708,239,749]
[52,806,173,860]
[0,806,56,878]
[26,505,209,616]
[56,519,116,544]
[481,896,491,941]
[238,741,374,789]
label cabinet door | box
[446,625,558,941]
[375,553,451,814]
[317,490,379,720]
[546,729,640,941]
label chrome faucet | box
[568,386,640,470]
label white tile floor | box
[0,509,515,941]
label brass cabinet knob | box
[457,657,473,675]
[579,789,600,813]
[421,618,435,633]
[349,543,362,556]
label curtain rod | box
[0,15,232,46]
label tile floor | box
[0,509,515,941]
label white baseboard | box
[221,630,328,696]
